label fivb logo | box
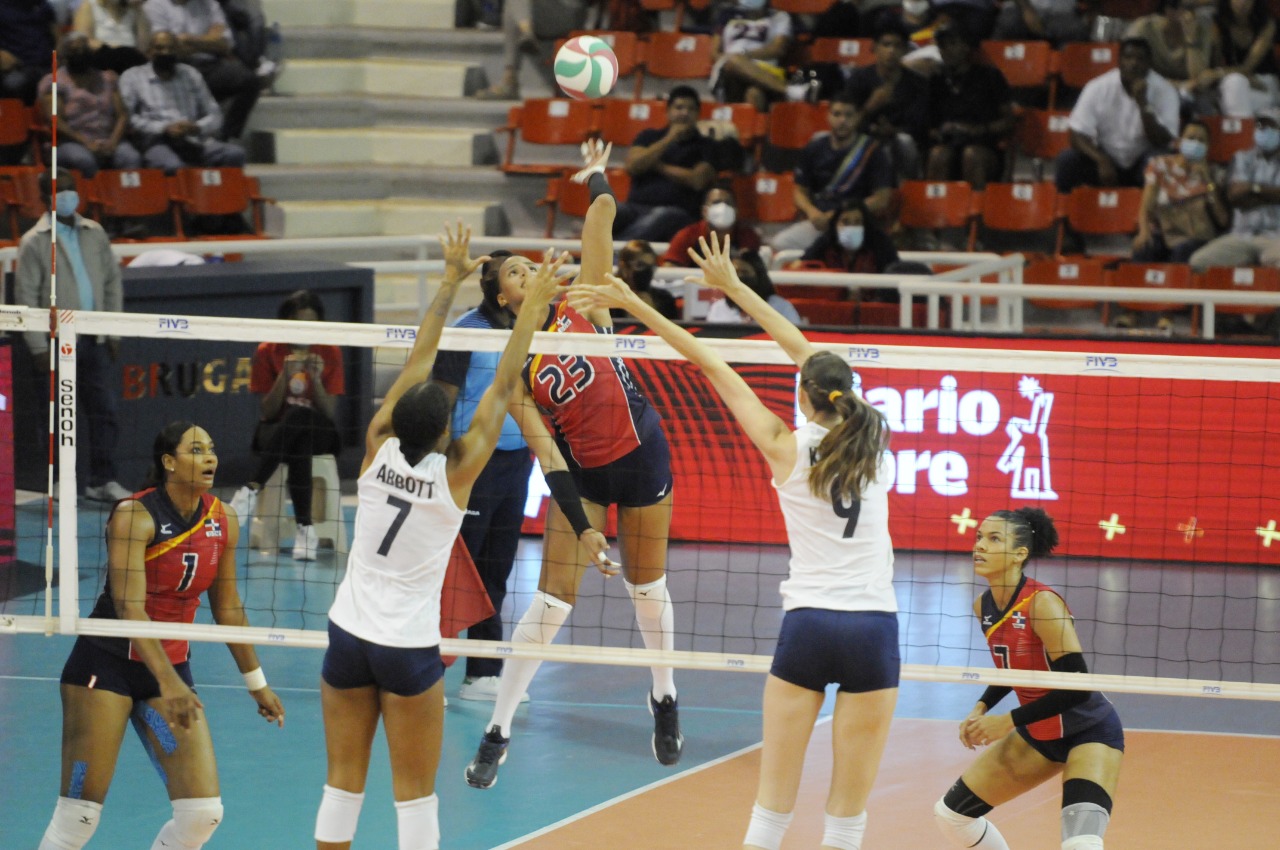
[996,376,1058,500]
[158,317,191,334]
[384,327,416,346]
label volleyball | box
[554,36,619,100]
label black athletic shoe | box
[465,725,510,789]
[648,693,684,766]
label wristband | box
[242,667,268,691]
[977,685,1011,711]
[587,170,614,203]
[545,470,592,537]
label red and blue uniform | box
[980,575,1117,742]
[88,488,228,665]
[522,302,662,470]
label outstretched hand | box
[568,272,637,314]
[686,231,742,294]
[571,138,612,185]
[525,249,573,306]
[440,219,491,282]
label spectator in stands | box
[615,86,718,242]
[660,185,763,266]
[16,168,131,504]
[1215,0,1280,119]
[0,0,57,106]
[142,0,259,140]
[1126,1,1226,117]
[38,33,143,176]
[473,0,586,99]
[120,30,247,172]
[798,197,933,302]
[1189,106,1280,271]
[931,0,997,42]
[992,0,1088,45]
[845,16,930,180]
[710,0,793,113]
[770,91,897,252]
[74,0,151,75]
[613,239,680,321]
[1133,118,1229,263]
[218,0,277,84]
[705,252,802,325]
[1055,37,1179,196]
[924,21,1016,190]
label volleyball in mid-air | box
[554,36,619,100]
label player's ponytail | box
[144,420,196,488]
[990,507,1060,562]
[802,351,887,504]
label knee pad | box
[934,798,1010,849]
[942,777,994,818]
[169,797,223,848]
[315,784,365,844]
[40,797,103,850]
[1062,777,1112,846]
[395,794,439,850]
[625,576,671,620]
[513,591,572,644]
[821,811,867,850]
[743,803,793,850]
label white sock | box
[934,798,1010,849]
[626,576,676,700]
[489,590,572,736]
[743,803,793,850]
[822,810,867,850]
[395,794,439,850]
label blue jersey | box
[432,307,527,452]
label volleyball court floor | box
[1,496,1277,849]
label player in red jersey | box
[935,507,1124,850]
[466,141,682,791]
[37,422,284,850]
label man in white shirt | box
[1055,37,1180,195]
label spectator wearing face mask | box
[1189,107,1280,271]
[615,239,680,321]
[705,252,802,325]
[660,186,763,267]
[795,198,927,303]
[1133,119,1229,264]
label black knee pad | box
[1062,778,1113,814]
[943,777,994,818]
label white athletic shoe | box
[85,480,132,502]
[459,675,529,703]
[228,485,257,523]
[293,523,319,561]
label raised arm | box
[688,232,816,367]
[365,222,489,469]
[572,139,616,327]
[572,273,796,481]
[205,509,284,726]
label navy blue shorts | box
[321,620,445,697]
[569,427,673,509]
[61,637,195,701]
[770,608,901,694]
[1016,706,1126,763]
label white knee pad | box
[1062,837,1104,850]
[934,798,1010,849]
[743,803,793,850]
[513,591,572,644]
[39,797,103,850]
[822,810,867,850]
[150,797,223,850]
[315,784,365,844]
[626,576,671,622]
[395,794,439,850]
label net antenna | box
[43,49,59,634]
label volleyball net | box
[1,304,1278,702]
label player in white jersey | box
[573,232,899,850]
[313,224,583,850]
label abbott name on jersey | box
[375,463,435,498]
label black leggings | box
[251,406,341,525]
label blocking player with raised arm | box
[38,422,285,850]
[572,232,900,850]
[313,225,572,850]
[464,141,682,791]
[934,507,1124,850]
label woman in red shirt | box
[228,290,345,561]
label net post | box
[56,322,80,637]
[1202,300,1215,340]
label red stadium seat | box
[791,298,856,326]
[771,0,834,12]
[700,101,763,150]
[1108,263,1195,325]
[170,167,273,237]
[1012,108,1071,179]
[598,98,668,146]
[538,167,630,237]
[1051,42,1119,106]
[732,171,796,224]
[1204,115,1256,165]
[90,168,184,239]
[898,181,979,246]
[980,40,1053,96]
[1023,256,1107,311]
[498,98,598,175]
[1197,266,1280,318]
[807,38,876,68]
[639,32,714,85]
[765,101,827,151]
[0,99,31,149]
[979,182,1058,249]
[1057,186,1143,254]
[0,166,44,241]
